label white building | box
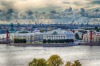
[32,29,43,42]
[43,29,75,40]
[0,29,43,43]
[14,32,34,43]
[0,33,14,40]
[0,29,75,43]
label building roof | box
[45,28,74,35]
[84,31,100,36]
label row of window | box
[45,36,65,39]
[84,38,100,42]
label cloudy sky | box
[0,0,100,10]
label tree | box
[47,54,63,66]
[23,39,26,43]
[14,38,26,43]
[65,61,71,66]
[48,39,51,43]
[29,58,37,66]
[43,39,47,43]
[72,60,82,66]
[65,60,82,66]
[29,58,47,66]
[14,38,19,43]
[75,33,80,40]
[71,64,76,66]
[95,27,100,32]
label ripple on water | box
[0,45,100,66]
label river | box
[0,44,100,66]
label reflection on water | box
[0,44,100,66]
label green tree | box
[75,33,80,40]
[43,39,47,43]
[23,39,26,43]
[65,61,71,66]
[65,60,82,66]
[95,27,100,32]
[14,38,19,43]
[71,64,76,66]
[48,39,51,43]
[47,54,63,66]
[29,58,47,66]
[29,58,37,66]
[72,60,82,66]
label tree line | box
[14,38,26,43]
[43,39,74,43]
[29,54,82,66]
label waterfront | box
[0,44,100,66]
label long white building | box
[43,29,75,40]
[0,29,75,43]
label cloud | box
[0,0,64,10]
[62,0,90,9]
[0,0,99,11]
[63,0,100,9]
[0,0,16,10]
[91,0,100,5]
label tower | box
[6,29,9,44]
[90,30,92,42]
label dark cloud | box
[73,2,82,5]
[0,1,15,10]
[62,2,82,5]
[62,2,70,4]
[91,0,100,5]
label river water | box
[0,44,100,66]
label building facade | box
[0,29,43,43]
[43,29,75,40]
[83,31,100,43]
[0,29,76,43]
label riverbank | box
[11,43,78,47]
[2,42,99,47]
[80,42,100,46]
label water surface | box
[0,44,100,66]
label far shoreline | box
[1,42,100,47]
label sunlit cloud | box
[0,0,99,10]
